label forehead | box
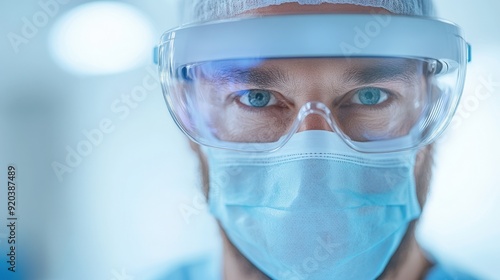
[240,3,392,17]
[196,58,423,88]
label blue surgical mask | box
[205,131,421,279]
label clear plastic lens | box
[191,58,422,141]
[159,17,467,153]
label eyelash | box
[230,87,398,111]
[232,89,287,111]
[338,87,397,109]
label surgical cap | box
[181,0,435,24]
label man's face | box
[194,58,427,143]
[193,2,433,204]
[189,3,435,279]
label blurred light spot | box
[49,2,155,75]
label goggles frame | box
[160,14,469,68]
[158,14,470,153]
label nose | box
[297,113,335,132]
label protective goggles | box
[158,14,470,153]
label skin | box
[196,58,427,142]
[189,3,434,279]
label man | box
[157,0,469,279]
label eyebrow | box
[203,65,290,88]
[342,61,419,85]
[201,60,419,88]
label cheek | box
[336,103,412,141]
[211,107,294,142]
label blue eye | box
[352,88,389,105]
[239,90,276,107]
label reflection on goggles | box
[159,15,468,153]
[187,58,431,143]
